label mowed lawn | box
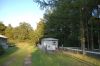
[32,49,96,66]
[0,42,99,66]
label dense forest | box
[34,0,100,53]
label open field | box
[0,42,99,66]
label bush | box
[0,45,5,55]
[7,40,16,47]
[8,42,15,47]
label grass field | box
[31,49,97,66]
[0,42,99,66]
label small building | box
[41,38,58,51]
[0,35,8,49]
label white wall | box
[41,40,58,50]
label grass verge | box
[31,48,96,66]
[63,51,100,66]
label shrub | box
[7,42,15,47]
[0,44,5,55]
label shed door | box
[47,41,56,50]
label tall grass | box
[31,49,95,66]
[63,51,100,66]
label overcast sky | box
[0,0,44,29]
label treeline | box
[0,21,45,44]
[34,0,100,51]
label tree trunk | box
[98,31,100,51]
[84,10,89,50]
[80,7,86,55]
[91,24,94,51]
[85,24,89,50]
[80,20,85,55]
[80,22,85,55]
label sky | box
[0,0,45,29]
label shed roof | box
[0,35,8,38]
[42,38,58,41]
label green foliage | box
[4,21,45,45]
[0,22,6,35]
[7,41,16,47]
[0,45,5,55]
[33,0,57,9]
[32,49,96,66]
[41,0,81,46]
[4,22,35,44]
[31,20,45,45]
[5,22,34,43]
[34,0,100,51]
[14,22,33,41]
[5,24,14,40]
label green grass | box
[32,49,96,66]
[0,46,18,65]
[63,51,100,66]
[0,42,33,66]
[9,43,33,66]
[0,42,99,66]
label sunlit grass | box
[63,51,100,66]
[32,49,96,66]
[0,42,99,66]
[0,42,33,66]
[9,42,33,66]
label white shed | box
[41,38,58,51]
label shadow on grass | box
[31,49,95,66]
[86,53,100,60]
[0,46,19,65]
[0,46,19,56]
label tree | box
[34,0,100,53]
[5,24,14,40]
[33,0,57,9]
[40,0,81,47]
[14,22,33,41]
[0,22,6,35]
[35,19,45,44]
